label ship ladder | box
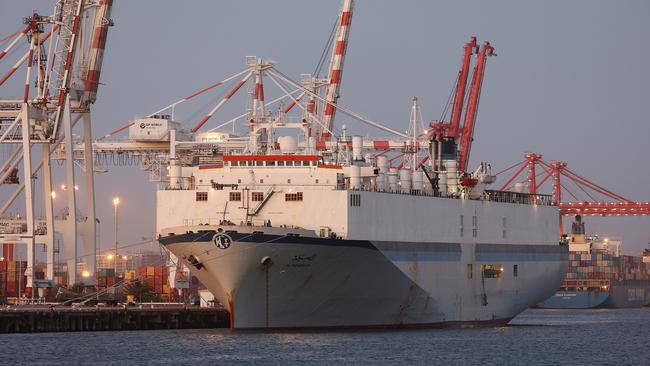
[250,185,276,216]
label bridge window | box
[252,192,264,201]
[285,192,303,201]
[195,192,208,202]
[229,192,241,201]
[277,161,285,166]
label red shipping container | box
[2,243,14,261]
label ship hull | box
[537,291,610,309]
[160,227,567,329]
[604,281,650,308]
[538,281,650,309]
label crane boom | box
[82,0,114,105]
[457,41,495,172]
[448,37,478,139]
[320,0,354,140]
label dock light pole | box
[113,197,120,302]
[112,197,120,274]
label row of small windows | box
[198,191,302,202]
[467,263,519,279]
[228,160,314,167]
[285,192,303,201]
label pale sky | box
[2,1,650,255]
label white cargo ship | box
[157,157,566,329]
[155,0,567,329]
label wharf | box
[0,306,229,333]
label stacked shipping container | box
[0,260,27,297]
[136,265,170,295]
[562,251,650,291]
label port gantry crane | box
[447,37,479,140]
[457,41,495,174]
[0,0,113,290]
[428,37,496,181]
[496,153,650,235]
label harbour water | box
[2,308,648,365]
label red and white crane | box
[320,0,354,142]
[457,41,495,173]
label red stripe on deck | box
[198,164,224,170]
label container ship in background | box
[156,1,568,330]
[538,215,650,309]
